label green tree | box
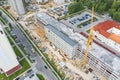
[68,2,84,14]
[108,9,116,17]
[113,12,120,21]
[104,0,113,11]
[74,0,80,2]
[69,0,120,22]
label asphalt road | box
[35,56,57,80]
[10,21,57,80]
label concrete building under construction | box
[45,24,78,58]
[36,12,120,80]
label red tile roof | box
[80,32,116,55]
[94,20,120,44]
[6,65,21,76]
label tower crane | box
[81,7,94,68]
[81,7,106,80]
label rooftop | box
[46,24,77,46]
[0,25,19,75]
[94,20,120,44]
[37,12,66,30]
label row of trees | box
[68,0,120,22]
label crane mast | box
[81,7,94,68]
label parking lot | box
[61,12,92,27]
[10,23,37,61]
[15,69,34,80]
[61,11,100,32]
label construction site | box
[5,0,120,80]
[9,4,118,79]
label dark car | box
[15,77,20,80]
[27,69,32,73]
[29,74,34,78]
[44,66,48,69]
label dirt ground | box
[41,1,57,9]
[32,23,45,37]
[7,8,19,18]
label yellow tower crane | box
[80,7,106,80]
[81,7,94,68]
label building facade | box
[45,24,78,58]
[78,49,120,80]
[8,0,26,15]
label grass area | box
[77,17,98,28]
[43,53,65,79]
[13,46,23,58]
[87,29,90,33]
[77,24,82,28]
[36,74,45,80]
[20,46,27,55]
[7,36,14,45]
[5,27,11,35]
[0,59,30,80]
[27,56,33,63]
[0,16,7,24]
[77,19,91,28]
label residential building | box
[0,25,20,76]
[8,0,26,15]
[94,20,120,56]
[45,24,78,58]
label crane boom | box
[81,7,94,68]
